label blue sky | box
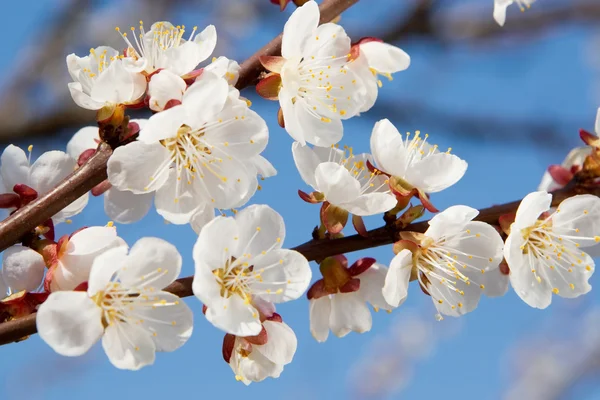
[1,1,599,399]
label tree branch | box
[0,183,595,346]
[0,0,359,254]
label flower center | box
[116,21,200,72]
[213,260,253,302]
[328,144,389,195]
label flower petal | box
[1,145,30,191]
[369,119,409,176]
[137,105,187,143]
[340,192,397,217]
[425,205,479,241]
[117,237,182,290]
[330,292,372,337]
[281,0,319,59]
[87,245,129,296]
[193,216,239,271]
[155,169,202,225]
[249,249,311,303]
[205,294,262,336]
[147,70,186,112]
[291,142,321,189]
[309,297,331,342]
[295,101,344,147]
[315,162,361,206]
[302,23,350,59]
[513,191,552,231]
[37,291,103,356]
[68,82,105,110]
[2,245,45,292]
[357,263,392,310]
[193,25,217,63]
[183,72,229,128]
[190,203,216,234]
[90,60,147,105]
[234,204,286,257]
[104,188,153,224]
[493,0,511,26]
[404,153,467,193]
[102,322,156,370]
[359,41,410,73]
[29,150,76,194]
[382,249,412,307]
[107,141,171,194]
[552,194,600,247]
[254,320,297,365]
[505,232,552,309]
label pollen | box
[552,288,559,294]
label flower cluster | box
[0,0,598,390]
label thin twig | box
[0,184,594,346]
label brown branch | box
[0,0,359,254]
[0,183,595,346]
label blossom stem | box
[0,183,593,346]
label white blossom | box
[192,205,311,336]
[108,72,271,224]
[0,145,88,223]
[265,0,368,146]
[66,125,153,224]
[494,0,535,26]
[67,46,146,110]
[49,226,127,292]
[349,39,411,112]
[117,21,217,76]
[37,237,193,370]
[1,245,46,295]
[309,262,390,342]
[292,142,396,216]
[383,205,506,317]
[504,191,600,309]
[226,317,297,385]
[370,119,467,210]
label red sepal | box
[222,333,236,363]
[352,214,368,237]
[348,257,376,277]
[245,326,268,345]
[339,278,360,293]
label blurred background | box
[0,0,599,399]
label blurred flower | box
[504,191,600,309]
[223,309,297,385]
[370,119,467,212]
[193,205,311,336]
[348,38,411,112]
[493,0,535,27]
[307,256,391,342]
[0,145,88,224]
[45,226,127,292]
[292,142,396,234]
[1,245,46,296]
[66,46,146,110]
[108,72,270,224]
[37,237,193,370]
[117,21,217,77]
[257,0,368,146]
[383,205,506,316]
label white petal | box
[37,291,103,356]
[359,41,410,73]
[234,204,286,256]
[190,203,216,234]
[340,192,397,217]
[315,162,361,206]
[427,276,481,317]
[330,292,372,337]
[404,153,467,193]
[231,341,281,383]
[147,70,186,112]
[309,297,331,342]
[513,191,552,231]
[104,188,153,224]
[382,249,412,307]
[493,0,511,26]
[295,101,344,147]
[138,105,187,143]
[291,142,320,189]
[29,151,76,194]
[183,72,229,128]
[278,86,305,144]
[281,0,319,59]
[87,245,129,296]
[2,246,45,292]
[193,216,239,271]
[130,291,193,352]
[204,56,240,85]
[249,249,311,303]
[504,232,552,309]
[302,23,350,59]
[357,263,392,310]
[155,169,202,225]
[68,82,105,110]
[117,237,182,290]
[193,25,217,64]
[91,60,147,105]
[102,322,155,370]
[66,126,99,159]
[369,119,407,177]
[1,145,30,191]
[552,194,600,247]
[425,205,479,241]
[54,192,89,223]
[254,320,297,365]
[107,141,171,194]
[205,294,262,336]
[251,155,277,178]
[537,248,593,299]
[163,41,204,76]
